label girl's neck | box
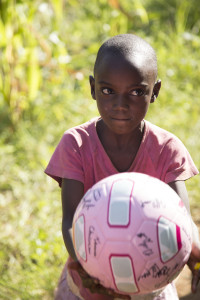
[96,118,145,172]
[96,118,145,151]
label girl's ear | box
[89,75,96,100]
[151,79,161,103]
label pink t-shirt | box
[45,117,198,194]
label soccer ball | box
[72,172,192,295]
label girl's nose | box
[113,95,129,109]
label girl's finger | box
[192,269,200,293]
[191,243,200,261]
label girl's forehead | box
[95,53,155,83]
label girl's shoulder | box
[65,117,100,136]
[61,117,100,150]
[145,120,184,147]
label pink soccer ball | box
[72,172,192,295]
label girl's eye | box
[130,89,144,96]
[102,88,113,95]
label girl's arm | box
[168,180,190,212]
[61,178,84,260]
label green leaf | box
[27,47,41,100]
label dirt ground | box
[176,206,200,300]
[176,266,199,299]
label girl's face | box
[90,54,160,136]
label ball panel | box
[108,179,134,227]
[137,258,174,292]
[74,215,86,261]
[77,182,108,218]
[157,216,180,263]
[84,218,106,260]
[135,178,180,221]
[97,192,142,241]
[132,220,159,260]
[110,255,139,294]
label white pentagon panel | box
[108,179,133,226]
[110,256,138,293]
[158,216,181,262]
[74,215,86,261]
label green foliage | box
[0,0,199,298]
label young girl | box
[45,34,200,299]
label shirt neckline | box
[92,117,148,173]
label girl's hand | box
[68,260,131,299]
[187,243,200,293]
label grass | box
[0,3,200,298]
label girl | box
[45,34,200,299]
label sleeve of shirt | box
[162,136,199,183]
[44,130,84,187]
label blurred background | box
[0,0,200,299]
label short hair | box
[94,34,158,78]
